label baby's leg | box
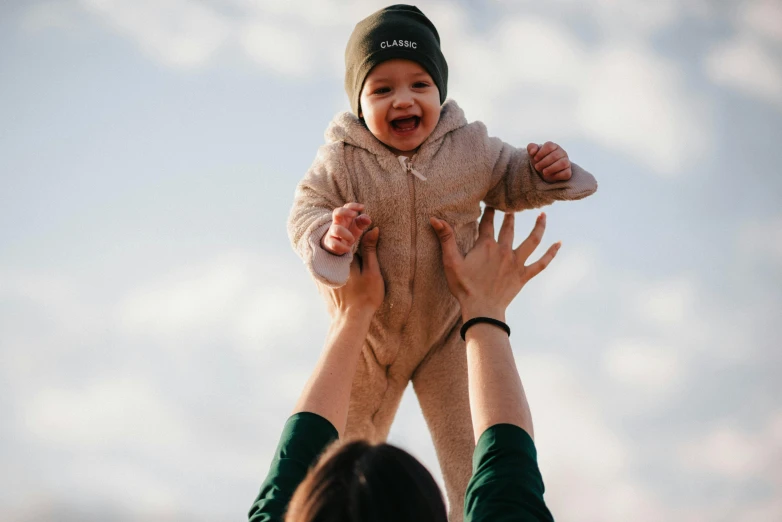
[412,326,474,522]
[344,342,408,442]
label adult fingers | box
[430,217,463,269]
[533,141,558,163]
[514,212,546,264]
[535,149,566,172]
[359,227,380,274]
[497,212,515,248]
[478,206,496,241]
[523,242,561,282]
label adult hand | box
[430,208,560,322]
[321,227,384,320]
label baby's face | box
[359,59,441,157]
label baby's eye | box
[413,82,430,88]
[373,87,391,95]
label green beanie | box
[344,4,448,116]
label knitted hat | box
[344,4,448,116]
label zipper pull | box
[406,157,427,181]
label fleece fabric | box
[287,98,596,522]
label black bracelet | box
[460,317,511,341]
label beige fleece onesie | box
[287,99,597,520]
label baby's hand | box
[527,142,572,182]
[321,202,372,255]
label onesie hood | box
[324,99,468,156]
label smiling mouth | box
[390,116,420,133]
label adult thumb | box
[430,217,462,267]
[360,227,380,273]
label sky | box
[1,0,781,520]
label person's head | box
[344,5,448,156]
[285,440,448,522]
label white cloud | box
[115,253,318,350]
[80,0,231,68]
[634,276,695,325]
[743,0,782,43]
[679,411,782,505]
[577,46,709,176]
[437,7,709,176]
[603,337,683,396]
[706,35,782,108]
[42,1,712,176]
[25,376,188,449]
[518,354,670,522]
[530,245,598,306]
[239,21,314,78]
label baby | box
[287,5,597,520]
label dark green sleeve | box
[248,412,339,522]
[464,424,555,522]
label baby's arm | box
[478,124,597,211]
[288,143,366,288]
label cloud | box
[29,1,713,176]
[434,7,709,176]
[25,376,188,449]
[518,354,671,522]
[678,411,782,519]
[603,337,683,396]
[706,35,782,108]
[70,0,357,77]
[634,276,695,325]
[704,0,782,109]
[577,46,710,176]
[115,252,321,352]
[80,0,232,69]
[530,244,598,306]
[743,0,782,43]
[239,21,314,78]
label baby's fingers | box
[544,166,572,182]
[535,149,566,172]
[332,206,359,227]
[533,141,559,163]
[331,224,356,244]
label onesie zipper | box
[404,155,419,297]
[398,156,427,181]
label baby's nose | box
[393,94,414,108]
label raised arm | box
[249,230,384,522]
[287,143,365,288]
[430,208,558,441]
[431,208,557,521]
[479,124,597,212]
[292,227,384,435]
